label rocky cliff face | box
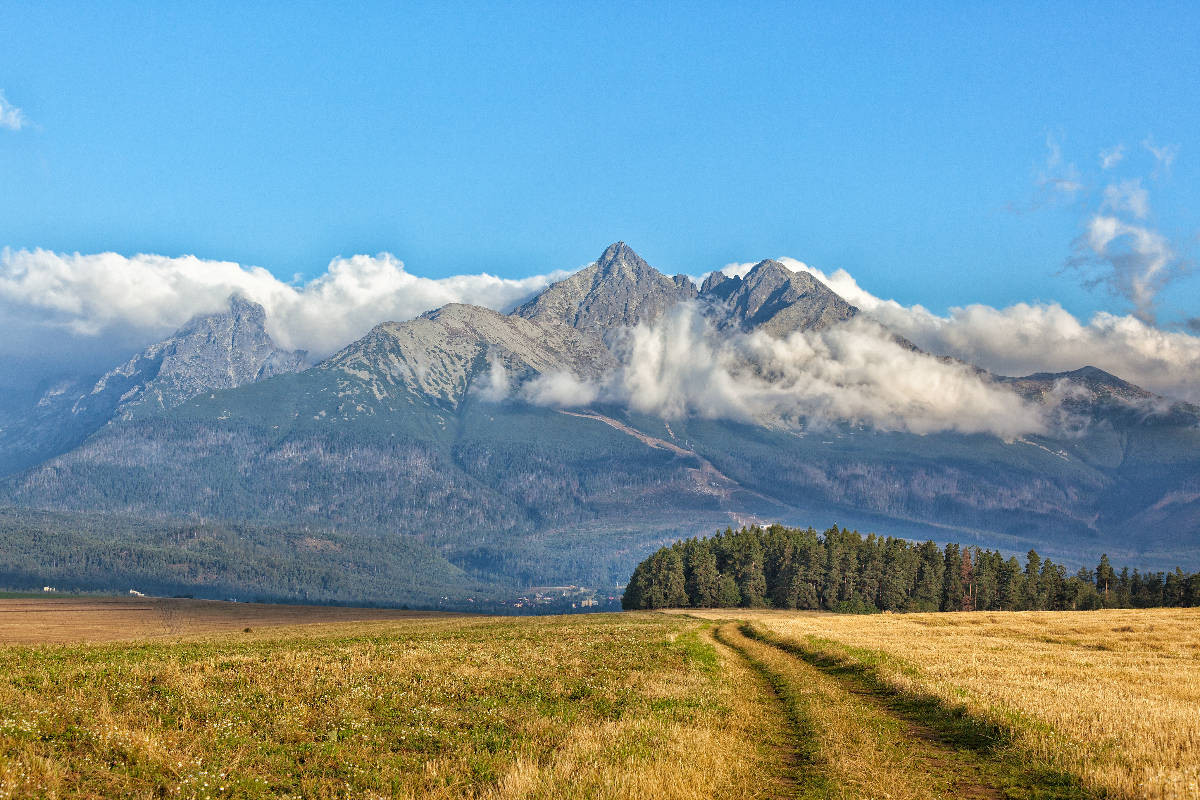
[321,303,614,411]
[0,295,306,476]
[700,259,859,336]
[88,295,307,421]
[513,242,698,332]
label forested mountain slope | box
[2,243,1198,605]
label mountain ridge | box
[1,242,1197,607]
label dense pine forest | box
[622,524,1200,612]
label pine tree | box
[715,573,741,607]
[911,541,944,611]
[1023,550,1044,610]
[732,527,768,607]
[1097,554,1116,606]
[960,547,976,611]
[683,540,719,607]
[941,543,964,612]
[998,556,1024,611]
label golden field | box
[687,607,1200,800]
[0,608,785,800]
[3,600,1199,799]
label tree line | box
[622,524,1200,612]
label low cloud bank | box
[518,304,1050,439]
[714,258,1200,404]
[0,248,567,360]
[3,244,1199,409]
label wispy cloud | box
[1031,135,1191,325]
[0,90,28,131]
[1142,136,1178,175]
[1070,216,1178,324]
[1101,178,1149,219]
[1038,132,1083,197]
[1099,144,1126,170]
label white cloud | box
[1039,133,1083,197]
[1035,136,1189,326]
[700,259,1200,404]
[1099,144,1125,170]
[0,91,26,131]
[1101,179,1149,219]
[522,304,1050,439]
[5,241,1200,418]
[0,248,567,359]
[1142,137,1178,173]
[1070,215,1177,324]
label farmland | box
[1,601,1198,799]
[0,602,782,800]
[687,608,1200,800]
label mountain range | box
[1,242,1197,606]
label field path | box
[713,622,1089,800]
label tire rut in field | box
[736,622,1096,800]
[712,623,834,799]
[716,622,1014,800]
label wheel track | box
[712,621,1094,800]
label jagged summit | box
[596,241,646,276]
[0,294,307,476]
[700,258,858,336]
[512,242,697,332]
[89,295,308,420]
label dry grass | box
[0,597,452,644]
[0,612,785,800]
[717,622,1022,800]
[687,608,1200,800]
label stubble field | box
[1,600,1197,799]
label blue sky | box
[2,1,1198,325]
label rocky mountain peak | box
[512,242,697,332]
[1001,365,1159,407]
[0,295,308,477]
[701,259,857,336]
[88,295,307,420]
[595,241,651,278]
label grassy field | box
[0,604,785,800]
[686,608,1200,800]
[2,602,1197,799]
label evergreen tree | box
[732,527,768,607]
[941,543,964,612]
[1039,559,1067,610]
[623,525,1200,613]
[715,573,741,607]
[879,537,914,611]
[960,547,976,611]
[998,556,1024,611]
[910,540,945,611]
[1023,550,1044,610]
[1096,554,1116,607]
[683,539,719,607]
